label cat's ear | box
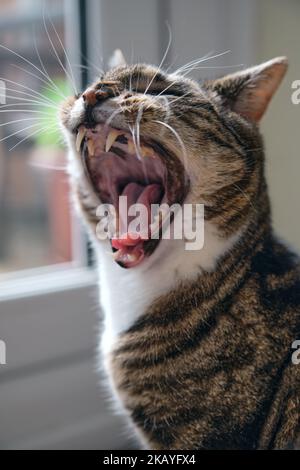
[208,57,288,122]
[108,49,127,69]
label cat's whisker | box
[46,12,78,95]
[10,64,62,100]
[168,92,191,105]
[0,44,67,102]
[0,117,50,128]
[42,9,77,96]
[104,107,124,128]
[173,51,214,75]
[0,109,53,115]
[154,120,189,182]
[8,122,58,151]
[144,23,172,95]
[174,50,231,75]
[0,76,61,106]
[2,86,57,107]
[1,94,59,109]
[32,29,67,100]
[0,122,47,144]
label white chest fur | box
[97,224,240,356]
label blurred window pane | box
[0,0,75,274]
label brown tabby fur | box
[61,57,300,449]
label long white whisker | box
[8,122,57,151]
[144,23,172,95]
[47,13,78,95]
[0,103,57,110]
[10,64,60,99]
[42,8,77,95]
[0,76,61,106]
[2,85,56,106]
[0,117,50,128]
[176,50,231,76]
[0,44,66,100]
[0,109,53,115]
[0,122,44,143]
[154,120,188,179]
[32,29,67,100]
[105,107,124,128]
[174,51,213,74]
[2,94,59,109]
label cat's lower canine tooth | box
[105,129,120,152]
[76,126,86,151]
[87,139,95,157]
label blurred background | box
[0,0,299,450]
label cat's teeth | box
[140,146,155,158]
[126,253,138,263]
[112,250,138,264]
[76,126,86,151]
[87,139,95,157]
[105,129,120,152]
[127,140,135,154]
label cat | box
[60,52,300,450]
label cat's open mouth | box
[75,123,188,268]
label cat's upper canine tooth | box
[140,145,155,158]
[76,126,86,151]
[105,129,121,152]
[127,140,135,154]
[87,139,95,157]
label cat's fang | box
[105,129,122,152]
[87,139,95,157]
[76,126,86,151]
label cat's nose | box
[82,88,98,106]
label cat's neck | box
[97,221,245,354]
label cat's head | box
[60,53,287,269]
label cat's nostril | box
[82,88,97,106]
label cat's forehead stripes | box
[100,64,199,97]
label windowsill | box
[0,265,97,302]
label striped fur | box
[61,56,300,449]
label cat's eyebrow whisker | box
[174,51,213,75]
[42,9,77,96]
[144,23,172,95]
[174,50,231,75]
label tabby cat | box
[60,52,300,449]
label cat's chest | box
[97,228,240,356]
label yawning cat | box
[60,53,300,449]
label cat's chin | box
[74,123,188,268]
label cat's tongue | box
[112,182,163,267]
